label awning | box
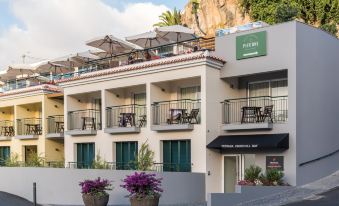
[207,133,289,153]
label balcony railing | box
[68,109,101,130]
[0,120,14,137]
[152,99,201,125]
[16,118,42,135]
[47,115,64,134]
[221,96,288,124]
[0,38,215,93]
[67,161,191,172]
[106,104,146,128]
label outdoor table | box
[168,108,187,124]
[81,117,96,130]
[119,113,136,127]
[25,123,42,135]
[241,106,262,123]
[1,126,14,136]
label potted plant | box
[79,177,112,206]
[121,172,163,206]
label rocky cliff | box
[182,0,251,37]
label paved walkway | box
[236,171,339,206]
[0,191,37,206]
[285,187,339,206]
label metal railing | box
[16,118,42,135]
[0,120,14,137]
[221,96,288,124]
[106,104,146,128]
[68,109,101,130]
[67,161,191,172]
[47,115,64,134]
[152,99,201,125]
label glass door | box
[76,143,95,169]
[0,146,10,165]
[163,140,191,172]
[116,141,138,170]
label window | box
[116,141,138,170]
[133,93,146,105]
[180,86,201,100]
[0,146,10,165]
[163,140,191,172]
[248,79,287,98]
[76,143,95,169]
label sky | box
[0,0,187,69]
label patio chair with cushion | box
[260,105,274,123]
[167,113,182,124]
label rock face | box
[182,0,251,37]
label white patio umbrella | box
[86,35,141,55]
[125,31,171,48]
[0,64,36,81]
[155,25,196,43]
[32,60,68,74]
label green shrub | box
[4,153,21,167]
[92,153,110,169]
[260,169,284,186]
[25,152,45,167]
[135,141,154,171]
[244,165,262,184]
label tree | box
[153,7,182,27]
[275,2,299,23]
[320,23,338,35]
[190,0,206,35]
[135,141,154,171]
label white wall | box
[295,22,339,185]
[0,168,205,205]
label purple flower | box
[79,177,112,196]
[120,172,163,199]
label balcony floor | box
[15,135,39,140]
[0,136,12,141]
[104,127,141,134]
[65,129,97,136]
[46,133,64,139]
[222,122,273,131]
[151,124,194,132]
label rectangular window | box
[0,146,10,165]
[133,93,146,105]
[248,79,287,98]
[116,141,138,170]
[76,143,95,169]
[163,140,191,172]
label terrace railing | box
[152,99,201,125]
[0,120,14,137]
[16,118,42,135]
[47,115,64,134]
[221,96,288,124]
[106,104,146,128]
[68,109,101,130]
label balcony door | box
[116,141,138,170]
[0,146,10,165]
[163,140,191,172]
[76,143,95,169]
[180,86,201,100]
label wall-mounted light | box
[161,88,165,92]
[26,109,30,112]
[55,148,60,152]
[54,105,58,108]
[78,99,81,102]
[116,94,120,98]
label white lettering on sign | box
[221,144,259,148]
[242,41,259,49]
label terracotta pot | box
[82,194,109,206]
[130,196,160,206]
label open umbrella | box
[125,31,170,48]
[0,64,36,81]
[32,60,67,74]
[86,35,141,55]
[155,25,196,43]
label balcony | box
[151,99,201,131]
[105,104,146,134]
[0,120,14,141]
[66,109,101,136]
[221,96,288,131]
[46,115,64,139]
[15,118,42,139]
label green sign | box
[236,31,267,60]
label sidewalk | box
[237,170,339,206]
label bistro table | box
[1,126,14,136]
[25,123,42,135]
[168,108,187,124]
[81,117,96,130]
[119,113,136,127]
[241,106,262,123]
[54,121,64,133]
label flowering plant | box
[121,172,163,199]
[79,177,112,197]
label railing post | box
[33,182,37,206]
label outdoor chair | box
[260,105,274,123]
[182,109,200,124]
[138,115,147,127]
[82,117,96,130]
[167,113,182,124]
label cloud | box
[0,0,168,68]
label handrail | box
[47,115,64,118]
[221,95,288,102]
[106,104,146,109]
[299,148,339,167]
[68,109,100,113]
[152,98,201,105]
